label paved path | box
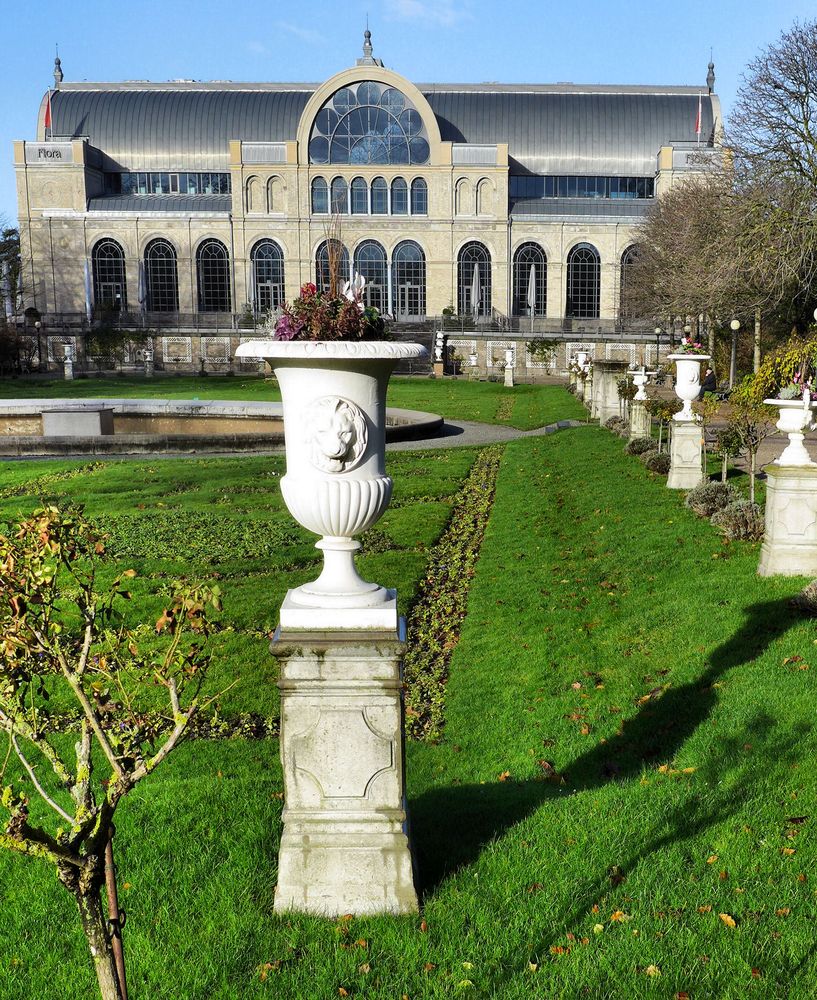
[387,418,585,451]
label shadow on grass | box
[411,597,802,896]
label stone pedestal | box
[629,400,651,441]
[758,465,817,576]
[583,371,593,410]
[504,366,514,388]
[667,420,703,489]
[63,360,74,380]
[433,361,444,378]
[271,623,419,916]
[590,360,629,424]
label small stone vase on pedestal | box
[666,353,709,489]
[235,338,425,916]
[757,398,817,576]
[503,348,515,388]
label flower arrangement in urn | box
[273,281,387,342]
[751,335,817,402]
[676,335,705,355]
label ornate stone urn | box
[235,339,427,626]
[667,353,710,421]
[764,397,817,466]
[628,366,657,401]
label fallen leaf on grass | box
[420,920,428,932]
[497,770,511,782]
[610,910,630,922]
[676,993,691,999]
[423,963,435,972]
[775,907,791,917]
[698,905,712,913]
[782,847,796,856]
[528,961,538,972]
[706,854,718,864]
[338,989,349,997]
[751,968,763,978]
[645,965,661,977]
[719,913,737,928]
[358,963,370,974]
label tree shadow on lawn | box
[411,597,805,898]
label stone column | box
[591,361,629,423]
[271,625,419,916]
[583,369,593,410]
[63,343,74,381]
[758,465,817,576]
[667,421,703,489]
[629,400,651,441]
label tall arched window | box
[144,239,178,313]
[316,239,350,294]
[410,178,428,215]
[391,177,408,215]
[251,240,285,313]
[392,240,426,320]
[92,239,127,312]
[455,178,472,216]
[311,177,328,214]
[458,242,491,317]
[371,176,388,214]
[330,177,348,214]
[245,176,262,213]
[619,245,640,322]
[196,239,231,313]
[350,177,368,214]
[353,240,387,312]
[566,243,600,319]
[267,175,284,213]
[476,178,492,216]
[512,243,547,317]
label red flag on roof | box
[44,91,52,134]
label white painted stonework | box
[272,630,419,916]
[591,360,629,423]
[629,400,651,440]
[758,465,817,576]
[764,398,817,467]
[667,421,703,489]
[668,353,710,422]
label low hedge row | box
[403,444,503,741]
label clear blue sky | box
[2,0,815,223]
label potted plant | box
[750,334,817,465]
[667,335,711,421]
[235,281,426,619]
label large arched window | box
[619,245,640,321]
[353,240,387,313]
[196,239,231,313]
[410,178,428,215]
[458,242,491,317]
[371,176,388,214]
[92,239,127,312]
[251,240,285,314]
[311,177,328,214]
[391,177,408,215]
[512,243,547,317]
[566,243,600,319]
[392,241,426,320]
[144,239,178,313]
[330,177,348,214]
[309,80,430,165]
[316,239,350,295]
[350,177,368,214]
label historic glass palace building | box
[12,33,720,371]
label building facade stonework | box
[12,38,721,371]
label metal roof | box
[87,194,231,212]
[46,82,718,175]
[510,197,653,219]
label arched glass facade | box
[144,238,178,313]
[566,243,600,319]
[371,176,388,214]
[251,240,285,313]
[353,240,387,312]
[392,241,425,320]
[512,243,547,317]
[330,177,348,214]
[619,245,639,321]
[410,178,428,215]
[457,242,491,317]
[391,177,408,215]
[350,177,368,214]
[196,239,231,313]
[92,239,127,312]
[316,239,350,294]
[309,81,430,165]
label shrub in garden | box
[710,499,765,541]
[641,450,671,474]
[791,579,817,615]
[625,436,654,456]
[604,416,626,432]
[684,480,739,517]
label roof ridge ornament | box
[707,56,715,94]
[356,27,384,68]
[54,46,63,89]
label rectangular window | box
[187,173,200,194]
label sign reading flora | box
[24,143,74,164]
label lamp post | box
[654,326,662,366]
[34,320,43,373]
[729,318,740,389]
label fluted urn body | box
[667,353,710,421]
[236,340,426,618]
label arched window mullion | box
[566,243,600,320]
[144,238,179,313]
[251,239,285,314]
[392,240,426,321]
[457,241,491,318]
[196,239,231,313]
[512,242,547,317]
[92,239,127,313]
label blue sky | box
[2,0,815,223]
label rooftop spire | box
[356,27,383,67]
[706,56,715,94]
[53,46,63,89]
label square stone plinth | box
[667,420,703,489]
[271,623,419,916]
[629,401,651,441]
[590,361,629,424]
[758,464,817,576]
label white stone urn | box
[667,353,710,421]
[235,340,426,623]
[576,351,589,367]
[764,397,817,466]
[469,352,478,368]
[628,366,657,401]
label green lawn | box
[2,415,815,999]
[0,375,586,430]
